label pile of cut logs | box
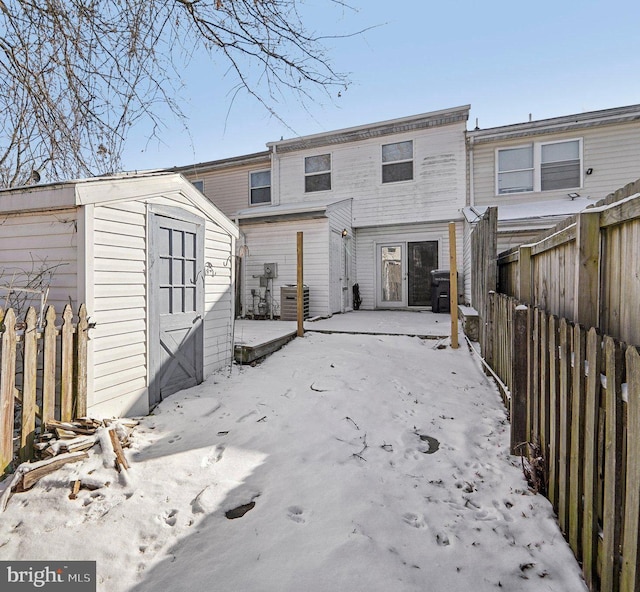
[1,417,138,511]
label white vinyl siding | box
[241,218,330,317]
[473,121,640,206]
[0,209,79,315]
[276,123,466,228]
[91,202,148,416]
[181,158,271,218]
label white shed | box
[0,172,238,417]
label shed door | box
[149,212,204,406]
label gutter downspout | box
[468,135,475,208]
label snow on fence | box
[0,304,89,475]
[487,291,640,592]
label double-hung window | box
[304,154,331,192]
[250,170,271,205]
[497,139,581,194]
[382,140,413,183]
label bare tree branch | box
[0,0,357,186]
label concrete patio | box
[233,310,453,363]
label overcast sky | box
[121,0,640,171]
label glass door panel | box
[381,245,403,304]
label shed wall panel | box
[0,209,78,315]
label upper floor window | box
[305,154,331,192]
[250,170,271,205]
[497,139,581,194]
[191,180,204,193]
[382,140,413,183]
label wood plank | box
[557,317,572,534]
[19,308,38,461]
[0,308,17,474]
[76,304,89,417]
[531,308,541,444]
[60,305,74,422]
[582,327,601,589]
[42,306,57,424]
[548,315,560,509]
[539,309,550,494]
[511,305,529,453]
[599,193,640,228]
[530,224,576,257]
[19,451,89,491]
[518,246,532,304]
[569,323,586,558]
[601,336,624,592]
[621,346,640,592]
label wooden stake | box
[297,232,304,337]
[449,222,459,349]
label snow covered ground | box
[0,324,588,592]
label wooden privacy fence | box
[470,206,497,353]
[497,183,640,347]
[487,291,640,592]
[1,304,89,475]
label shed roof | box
[0,171,238,237]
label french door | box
[377,241,438,308]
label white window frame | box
[381,140,414,184]
[191,179,204,193]
[249,169,271,205]
[304,153,332,193]
[495,138,583,195]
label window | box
[497,139,581,194]
[497,146,534,194]
[541,140,580,190]
[250,170,271,205]
[382,140,413,183]
[191,180,204,193]
[304,154,331,192]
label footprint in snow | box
[161,509,178,527]
[287,506,306,524]
[236,410,258,423]
[201,444,225,468]
[402,513,427,529]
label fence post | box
[296,232,304,338]
[511,304,528,454]
[574,210,600,328]
[76,304,89,417]
[1,308,17,474]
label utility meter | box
[264,263,278,278]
